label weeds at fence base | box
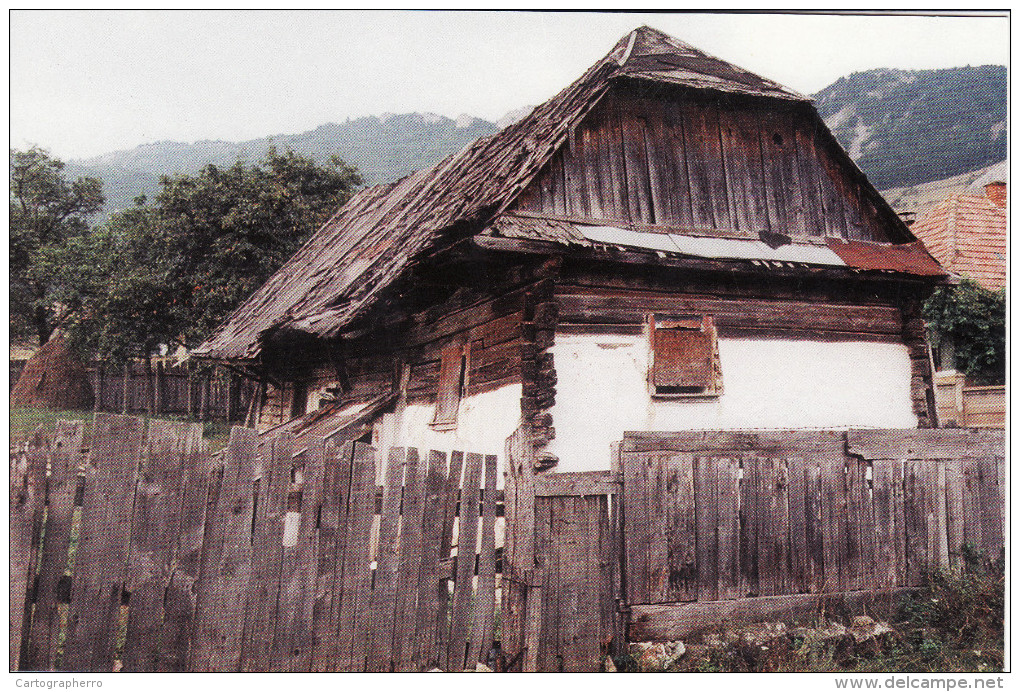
[616,552,1004,673]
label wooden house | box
[194,27,947,472]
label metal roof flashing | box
[577,225,847,267]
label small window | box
[431,341,468,430]
[649,314,722,397]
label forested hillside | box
[67,113,498,213]
[65,65,1006,215]
[815,65,1006,190]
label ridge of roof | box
[195,26,899,362]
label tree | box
[55,148,362,361]
[923,279,1006,385]
[10,147,104,344]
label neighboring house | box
[907,164,1006,427]
[194,26,947,472]
[908,162,1007,292]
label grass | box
[618,550,1004,673]
[10,406,234,450]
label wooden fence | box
[10,415,499,672]
[10,359,256,422]
[620,429,1005,642]
[934,371,1006,429]
[10,420,1006,672]
[89,362,256,422]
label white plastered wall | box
[373,383,522,483]
[544,333,918,472]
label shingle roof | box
[194,26,921,362]
[910,192,1006,290]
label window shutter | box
[432,342,466,429]
[651,315,717,392]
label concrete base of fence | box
[628,587,920,642]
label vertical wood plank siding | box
[513,88,895,243]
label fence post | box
[121,362,130,414]
[94,363,104,413]
[501,426,537,671]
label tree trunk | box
[33,305,52,347]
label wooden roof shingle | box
[194,26,913,362]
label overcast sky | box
[9,10,1009,161]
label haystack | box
[10,334,94,410]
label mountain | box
[66,112,499,214]
[814,65,1007,191]
[64,65,1006,215]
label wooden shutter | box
[432,343,466,429]
[651,315,718,393]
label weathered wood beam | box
[628,587,920,642]
[846,428,1005,461]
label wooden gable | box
[513,82,898,243]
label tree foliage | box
[10,147,104,344]
[52,148,361,362]
[923,279,1006,385]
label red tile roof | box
[910,191,1007,290]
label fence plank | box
[188,426,257,672]
[276,439,326,671]
[393,448,425,671]
[448,452,483,671]
[804,459,825,593]
[739,456,761,598]
[25,421,85,671]
[63,414,145,672]
[310,440,354,671]
[501,427,534,669]
[164,425,213,670]
[978,457,1003,560]
[943,461,965,568]
[468,454,498,667]
[622,451,650,604]
[645,454,669,603]
[10,429,50,671]
[694,455,719,601]
[335,442,376,672]
[412,451,448,670]
[663,453,696,603]
[903,459,930,585]
[716,457,741,601]
[761,457,790,597]
[122,420,200,672]
[366,447,405,672]
[240,434,292,671]
[786,456,808,594]
[842,458,864,592]
[436,451,465,670]
[852,459,878,590]
[534,497,556,672]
